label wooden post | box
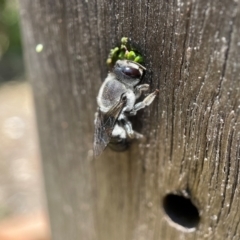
[19,0,240,239]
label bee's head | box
[113,60,146,87]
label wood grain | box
[19,0,240,239]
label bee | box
[93,60,158,157]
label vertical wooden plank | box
[19,0,240,239]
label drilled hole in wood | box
[163,194,200,231]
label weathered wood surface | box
[19,0,240,239]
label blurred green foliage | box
[0,0,23,82]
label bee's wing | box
[94,95,127,157]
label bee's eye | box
[122,66,141,78]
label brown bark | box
[19,0,240,239]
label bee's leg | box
[121,119,144,139]
[133,131,145,140]
[134,84,149,99]
[130,89,159,115]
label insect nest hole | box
[162,193,200,232]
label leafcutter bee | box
[94,60,158,157]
